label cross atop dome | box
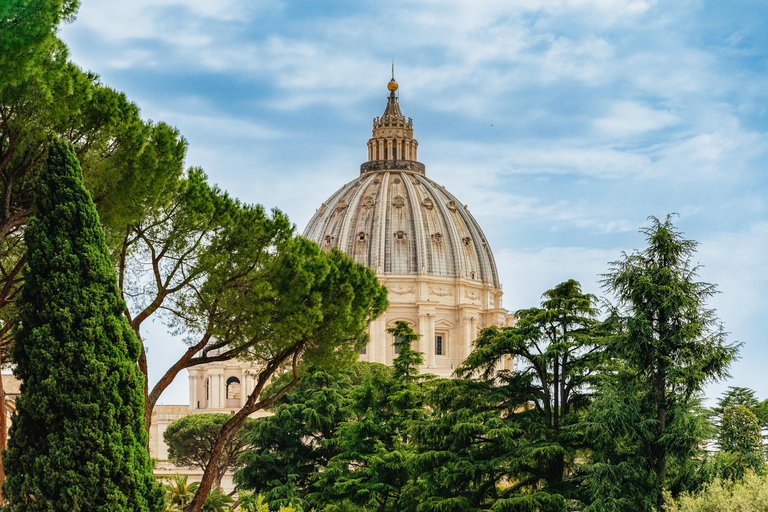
[361,76,424,175]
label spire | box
[361,75,423,175]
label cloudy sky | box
[59,0,767,405]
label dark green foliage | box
[455,279,603,502]
[585,215,739,510]
[311,322,428,512]
[409,378,566,512]
[183,244,388,511]
[235,365,381,510]
[2,141,162,511]
[164,414,258,488]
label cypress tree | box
[2,140,163,511]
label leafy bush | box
[665,472,768,512]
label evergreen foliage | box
[585,215,739,510]
[234,366,360,510]
[310,322,428,512]
[409,377,566,512]
[2,140,163,511]
[455,279,603,502]
[717,405,765,479]
[165,474,199,511]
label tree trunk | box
[0,359,6,493]
[655,374,667,510]
[183,347,302,512]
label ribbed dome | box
[302,170,501,288]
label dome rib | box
[303,170,501,288]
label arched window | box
[226,376,241,400]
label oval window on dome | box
[392,196,405,209]
[447,200,457,212]
[462,237,472,246]
[362,196,375,210]
[357,232,368,242]
[422,198,434,210]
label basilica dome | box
[303,88,500,288]
[302,78,511,377]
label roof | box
[303,170,500,287]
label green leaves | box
[585,215,740,510]
[3,140,162,511]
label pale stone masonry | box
[302,77,514,377]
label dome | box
[303,171,500,287]
[301,78,511,378]
[303,80,500,287]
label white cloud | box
[594,101,679,137]
[494,245,618,311]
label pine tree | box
[2,140,163,511]
[586,215,739,510]
[312,322,427,512]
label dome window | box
[362,196,375,210]
[324,235,334,246]
[422,198,434,210]
[462,237,472,246]
[336,200,347,212]
[470,271,476,279]
[431,233,443,243]
[447,201,457,212]
[394,230,407,241]
[392,196,405,209]
[393,177,401,184]
[357,232,368,242]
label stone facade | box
[302,78,514,377]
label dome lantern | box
[361,77,422,175]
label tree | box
[454,279,603,498]
[164,414,258,489]
[710,387,768,435]
[587,215,739,510]
[0,0,186,474]
[311,321,427,512]
[165,474,200,511]
[718,405,764,479]
[183,245,388,512]
[409,377,566,512]
[1,140,163,511]
[234,365,384,510]
[116,168,292,429]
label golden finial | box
[388,60,398,91]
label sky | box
[58,0,768,405]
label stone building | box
[302,77,514,377]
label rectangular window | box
[435,335,443,356]
[394,335,403,354]
[359,345,367,355]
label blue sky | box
[59,0,768,405]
